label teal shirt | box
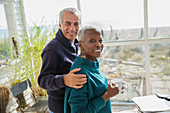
[64,56,112,113]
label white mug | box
[110,78,123,94]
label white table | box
[132,95,170,113]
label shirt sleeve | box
[67,83,106,113]
[38,50,66,91]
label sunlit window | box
[0,4,10,61]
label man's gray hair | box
[59,7,81,25]
[78,26,101,41]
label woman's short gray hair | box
[78,26,101,41]
[59,7,81,25]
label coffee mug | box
[110,78,123,94]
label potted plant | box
[0,85,10,113]
[10,79,37,111]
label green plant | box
[12,21,58,96]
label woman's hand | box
[102,83,119,102]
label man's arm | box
[38,50,87,91]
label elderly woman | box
[64,26,121,113]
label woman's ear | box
[79,41,83,49]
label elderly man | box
[38,7,87,113]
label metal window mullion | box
[104,39,146,46]
[76,0,81,12]
[144,0,152,95]
[104,38,170,47]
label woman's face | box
[79,29,103,61]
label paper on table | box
[132,95,170,112]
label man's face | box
[79,29,104,61]
[59,12,80,42]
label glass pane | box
[24,0,77,25]
[0,4,10,61]
[81,0,144,41]
[100,45,145,102]
[150,43,170,94]
[149,0,170,38]
[149,0,170,95]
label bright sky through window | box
[1,0,170,29]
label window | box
[0,4,10,61]
[148,0,170,94]
[80,0,170,102]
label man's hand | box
[64,68,87,89]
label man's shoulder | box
[44,38,59,51]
